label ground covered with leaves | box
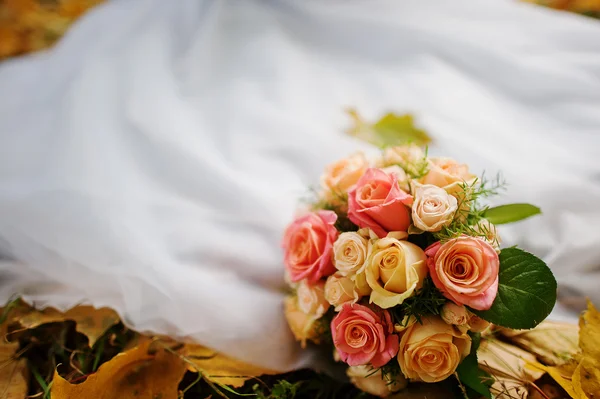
[0,298,598,399]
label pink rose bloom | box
[331,303,399,368]
[283,210,338,283]
[348,168,413,238]
[425,237,500,310]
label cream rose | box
[283,296,321,348]
[398,316,472,382]
[324,273,356,309]
[411,184,458,232]
[325,272,371,310]
[365,233,428,309]
[380,144,425,177]
[297,280,329,318]
[333,230,369,276]
[347,365,408,398]
[321,152,370,195]
[441,302,469,326]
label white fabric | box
[1,0,600,371]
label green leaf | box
[457,357,492,399]
[457,333,492,399]
[471,248,557,329]
[483,203,541,225]
[346,109,432,148]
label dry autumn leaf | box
[182,343,279,388]
[574,301,600,398]
[526,301,600,399]
[0,342,28,399]
[478,338,545,398]
[51,339,188,399]
[12,305,120,347]
[499,321,579,366]
[0,0,105,60]
[0,301,30,399]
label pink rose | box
[331,303,399,368]
[425,237,500,311]
[283,211,338,283]
[348,168,413,238]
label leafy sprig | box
[434,172,506,244]
[391,276,447,324]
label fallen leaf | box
[0,302,30,399]
[499,321,579,366]
[12,305,120,346]
[182,343,279,388]
[51,339,187,399]
[576,300,600,398]
[346,109,432,148]
[573,362,591,399]
[478,338,545,398]
[0,341,28,399]
[526,361,578,398]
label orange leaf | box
[182,344,279,388]
[51,340,187,399]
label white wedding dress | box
[1,0,600,371]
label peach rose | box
[331,303,398,367]
[366,233,428,309]
[333,230,370,276]
[381,165,410,193]
[441,302,469,326]
[297,280,330,318]
[425,237,499,311]
[321,152,370,195]
[284,295,321,348]
[347,365,408,398]
[283,210,338,283]
[422,157,476,189]
[348,168,413,238]
[324,272,371,310]
[467,312,491,333]
[398,316,472,382]
[411,184,458,232]
[380,144,426,178]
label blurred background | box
[1,0,599,61]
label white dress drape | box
[1,0,599,371]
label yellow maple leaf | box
[573,301,600,398]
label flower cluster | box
[282,145,550,397]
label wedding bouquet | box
[282,145,557,398]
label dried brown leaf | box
[12,305,120,346]
[478,338,545,399]
[51,339,187,399]
[0,302,30,399]
[499,321,579,366]
[0,341,28,399]
[182,343,279,388]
